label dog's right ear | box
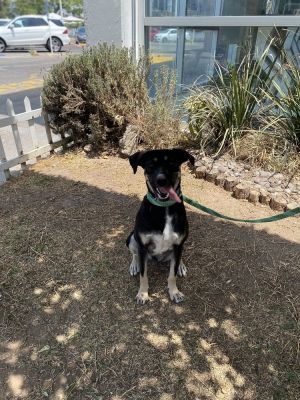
[129,151,146,174]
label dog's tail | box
[126,231,134,247]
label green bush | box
[42,44,150,150]
[184,41,276,155]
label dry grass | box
[0,153,299,400]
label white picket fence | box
[0,97,68,183]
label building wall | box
[83,0,133,47]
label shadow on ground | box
[0,171,299,399]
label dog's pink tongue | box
[167,187,181,203]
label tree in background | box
[2,0,83,17]
[0,0,10,17]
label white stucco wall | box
[83,0,133,47]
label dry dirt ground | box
[0,152,299,400]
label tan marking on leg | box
[168,259,184,303]
[136,262,149,304]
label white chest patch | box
[140,214,183,256]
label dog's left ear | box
[129,151,146,174]
[171,149,195,166]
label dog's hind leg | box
[177,261,187,277]
[127,233,140,276]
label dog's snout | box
[156,174,167,187]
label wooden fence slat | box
[0,135,10,183]
[6,98,26,171]
[0,109,42,128]
[24,96,41,162]
[42,111,54,155]
[0,136,72,170]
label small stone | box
[83,144,92,153]
[218,166,227,173]
[259,190,271,205]
[233,183,250,200]
[194,161,204,168]
[206,169,218,183]
[260,171,272,178]
[286,202,299,212]
[248,190,260,204]
[195,166,206,179]
[270,195,287,211]
[284,188,291,194]
[215,174,226,188]
[274,173,284,180]
[270,181,281,188]
[224,176,238,192]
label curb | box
[191,162,299,213]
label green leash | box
[146,191,300,223]
[182,195,300,224]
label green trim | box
[182,195,300,224]
[146,192,177,207]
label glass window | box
[146,0,179,16]
[146,26,178,96]
[28,18,48,27]
[182,26,300,86]
[186,0,300,16]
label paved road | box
[0,47,83,166]
[0,45,83,95]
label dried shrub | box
[129,66,184,149]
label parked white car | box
[154,28,191,43]
[0,15,70,53]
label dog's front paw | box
[136,291,149,304]
[177,262,187,277]
[129,258,140,276]
[169,289,184,303]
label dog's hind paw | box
[129,258,140,276]
[177,262,187,277]
[136,291,149,304]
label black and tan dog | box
[126,148,195,304]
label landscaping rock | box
[270,195,287,211]
[248,190,260,204]
[259,190,271,206]
[233,183,250,200]
[119,125,138,157]
[191,153,300,211]
[224,177,238,192]
[286,202,300,212]
[195,166,206,179]
[205,169,218,183]
[215,174,226,188]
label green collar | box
[146,192,180,207]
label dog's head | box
[129,149,195,203]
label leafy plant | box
[266,53,300,150]
[185,40,277,155]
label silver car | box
[0,15,70,53]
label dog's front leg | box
[136,246,149,304]
[168,245,184,303]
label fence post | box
[24,96,41,162]
[42,111,55,155]
[0,136,10,183]
[6,98,26,171]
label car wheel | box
[47,37,62,52]
[0,38,6,53]
[162,37,168,43]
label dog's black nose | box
[156,174,167,187]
